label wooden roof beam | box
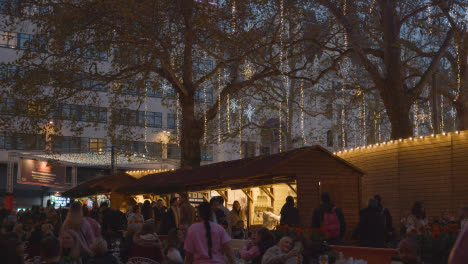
[287,183,297,194]
[260,187,274,202]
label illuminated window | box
[0,31,16,48]
[86,138,106,152]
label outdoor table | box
[331,245,397,264]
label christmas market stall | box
[117,146,364,238]
[63,172,137,209]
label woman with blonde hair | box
[60,229,91,264]
[60,202,96,251]
[41,223,54,237]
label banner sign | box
[19,159,66,188]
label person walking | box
[311,193,346,243]
[160,197,180,235]
[230,201,246,229]
[179,193,195,226]
[374,194,394,243]
[153,199,166,232]
[353,199,385,248]
[280,196,299,227]
[184,202,235,264]
[217,196,232,232]
[141,200,153,222]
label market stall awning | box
[63,172,137,198]
[117,146,364,195]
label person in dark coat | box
[374,194,394,243]
[311,193,346,242]
[153,199,166,232]
[160,197,179,235]
[280,196,299,227]
[353,199,386,248]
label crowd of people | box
[0,192,468,264]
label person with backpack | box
[311,193,346,244]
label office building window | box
[52,136,82,152]
[241,141,256,158]
[167,113,177,129]
[167,144,181,159]
[86,138,106,152]
[0,132,45,150]
[196,88,213,103]
[326,130,334,147]
[0,98,15,115]
[260,146,270,156]
[81,106,107,123]
[141,111,162,128]
[201,146,213,161]
[0,31,16,48]
[326,103,333,120]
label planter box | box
[331,246,397,264]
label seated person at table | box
[166,224,188,264]
[60,229,91,264]
[130,222,163,263]
[88,238,118,264]
[262,236,301,264]
[232,220,248,240]
[241,228,274,264]
[40,236,61,264]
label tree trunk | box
[381,88,413,140]
[180,94,203,168]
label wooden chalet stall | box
[337,130,468,233]
[118,146,364,237]
[63,172,136,210]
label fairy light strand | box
[203,52,208,145]
[441,95,444,133]
[144,83,149,153]
[176,93,180,146]
[227,94,231,133]
[279,101,282,153]
[239,99,242,159]
[369,0,376,13]
[217,70,222,146]
[343,0,348,47]
[413,103,419,137]
[279,0,290,137]
[300,79,307,146]
[455,42,461,102]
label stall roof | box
[117,146,364,195]
[64,172,136,198]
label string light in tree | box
[340,81,346,149]
[427,1,433,34]
[227,94,231,133]
[427,101,434,132]
[279,101,282,153]
[176,93,180,147]
[217,70,221,147]
[279,0,290,136]
[369,0,376,13]
[413,103,419,137]
[231,0,236,34]
[245,104,255,122]
[242,61,255,80]
[239,99,242,159]
[300,79,307,146]
[441,95,444,133]
[343,0,348,47]
[144,83,149,153]
[455,42,461,102]
[361,92,367,146]
[203,52,208,145]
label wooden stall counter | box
[331,245,398,264]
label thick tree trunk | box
[180,94,203,168]
[382,90,413,139]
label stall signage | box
[19,159,67,188]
